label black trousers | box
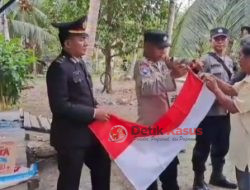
[192,115,230,174]
[56,144,111,190]
[147,157,179,190]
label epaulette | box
[54,55,66,64]
[139,59,150,68]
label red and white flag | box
[90,72,215,190]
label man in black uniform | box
[46,16,111,190]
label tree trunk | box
[93,48,99,73]
[126,37,140,79]
[167,0,176,45]
[85,0,101,60]
[0,2,10,41]
[103,46,112,93]
[102,0,113,93]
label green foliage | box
[40,0,89,56]
[7,0,55,52]
[97,0,169,60]
[96,0,170,92]
[6,0,171,63]
[172,0,250,58]
[42,0,89,23]
[0,35,37,110]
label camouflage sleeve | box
[134,61,175,96]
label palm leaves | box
[172,0,250,58]
[7,0,54,49]
[9,20,53,48]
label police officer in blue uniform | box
[46,16,111,190]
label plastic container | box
[0,120,26,175]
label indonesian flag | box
[90,72,215,190]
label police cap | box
[210,27,229,39]
[144,30,171,48]
[52,16,88,45]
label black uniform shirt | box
[46,51,98,148]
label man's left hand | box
[202,74,219,92]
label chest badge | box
[140,64,151,77]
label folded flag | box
[90,72,215,190]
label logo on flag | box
[109,125,128,143]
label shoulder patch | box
[139,63,151,77]
[55,56,66,64]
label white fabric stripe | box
[115,86,215,190]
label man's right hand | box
[170,63,188,78]
[94,108,110,121]
[190,59,204,73]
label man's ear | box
[64,39,71,49]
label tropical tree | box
[41,0,89,58]
[0,1,10,40]
[98,0,169,93]
[42,0,89,22]
[85,0,101,60]
[1,0,55,74]
[172,0,250,58]
[167,0,176,44]
[7,0,54,50]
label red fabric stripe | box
[152,71,203,133]
[89,72,203,159]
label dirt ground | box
[10,76,238,190]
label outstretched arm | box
[215,77,238,96]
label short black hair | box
[241,35,250,56]
[242,45,250,57]
[58,32,70,46]
[241,26,250,34]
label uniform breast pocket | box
[72,71,84,83]
[211,66,223,78]
[69,76,87,96]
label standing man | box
[46,16,111,190]
[202,36,250,190]
[192,27,237,190]
[134,30,188,190]
[230,26,250,84]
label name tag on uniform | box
[72,70,83,83]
